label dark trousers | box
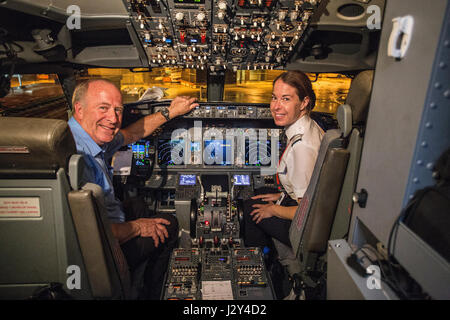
[120,197,178,299]
[243,188,296,248]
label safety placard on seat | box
[0,197,41,218]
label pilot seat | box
[0,117,142,299]
[274,70,374,299]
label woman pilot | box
[243,70,324,248]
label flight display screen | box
[155,136,280,168]
[131,140,151,166]
[245,140,271,166]
[158,139,185,166]
[233,174,250,186]
[179,174,197,186]
[203,139,232,166]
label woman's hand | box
[251,193,281,202]
[250,202,278,224]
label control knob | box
[175,12,184,21]
[197,12,206,22]
[218,1,227,10]
[217,10,225,20]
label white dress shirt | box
[277,115,324,200]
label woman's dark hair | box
[273,70,316,112]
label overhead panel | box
[124,0,322,72]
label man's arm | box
[111,217,172,247]
[111,221,141,245]
[120,96,199,146]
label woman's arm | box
[251,193,282,202]
[250,201,300,223]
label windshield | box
[0,68,351,119]
[0,74,68,120]
[85,68,351,114]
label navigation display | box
[245,140,271,166]
[158,139,185,166]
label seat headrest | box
[345,70,375,124]
[0,117,76,171]
[336,104,352,138]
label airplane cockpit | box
[0,0,449,304]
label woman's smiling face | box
[270,79,309,127]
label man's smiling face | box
[74,80,124,146]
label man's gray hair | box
[72,78,119,107]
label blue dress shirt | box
[68,117,126,223]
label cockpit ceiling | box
[0,0,385,74]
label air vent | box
[337,3,365,20]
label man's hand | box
[250,202,277,224]
[134,217,171,247]
[121,95,199,146]
[168,96,199,119]
[251,193,281,202]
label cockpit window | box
[81,68,207,104]
[224,69,283,104]
[224,71,351,115]
[0,69,351,120]
[84,68,351,115]
[0,74,68,120]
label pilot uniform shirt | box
[68,117,126,223]
[277,115,324,202]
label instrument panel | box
[155,136,278,168]
[163,246,274,300]
[124,101,335,173]
[125,102,286,172]
[119,101,301,300]
[125,0,322,72]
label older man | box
[68,79,198,299]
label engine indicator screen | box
[179,174,197,186]
[204,140,232,166]
[233,174,250,186]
